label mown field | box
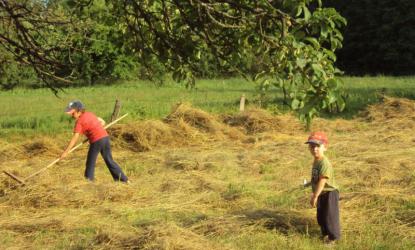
[0,76,415,249]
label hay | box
[110,103,245,153]
[242,209,316,234]
[1,100,415,248]
[165,103,222,133]
[0,139,23,162]
[2,219,64,234]
[110,120,186,152]
[22,138,61,157]
[0,137,61,163]
[223,108,302,134]
[165,103,246,140]
[360,96,415,126]
[95,223,224,250]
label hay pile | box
[22,138,62,157]
[94,222,225,250]
[0,137,62,163]
[110,103,246,152]
[223,108,302,134]
[110,104,305,153]
[0,139,22,162]
[360,96,415,128]
[165,103,245,140]
[110,120,186,152]
[165,103,224,134]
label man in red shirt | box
[60,100,128,182]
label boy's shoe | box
[324,239,337,248]
[320,235,329,242]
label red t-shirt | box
[74,112,108,143]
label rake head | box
[3,171,25,185]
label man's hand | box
[310,193,318,208]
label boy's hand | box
[59,151,68,160]
[310,193,318,207]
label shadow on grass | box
[241,209,320,236]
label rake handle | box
[22,113,128,182]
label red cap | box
[305,132,328,146]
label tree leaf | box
[291,99,301,110]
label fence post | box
[110,99,121,122]
[239,94,246,112]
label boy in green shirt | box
[305,132,340,243]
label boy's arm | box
[310,176,328,207]
[60,132,80,160]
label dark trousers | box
[317,190,341,241]
[85,136,128,182]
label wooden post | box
[110,99,121,122]
[239,94,246,112]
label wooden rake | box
[3,113,128,185]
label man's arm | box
[310,176,328,207]
[60,132,80,159]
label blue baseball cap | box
[65,100,85,113]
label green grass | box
[1,76,415,136]
[339,76,415,118]
[0,78,256,136]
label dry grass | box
[0,99,415,249]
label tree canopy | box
[0,0,346,126]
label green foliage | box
[58,0,140,83]
[0,0,346,124]
[0,45,38,90]
[254,3,346,127]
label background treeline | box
[0,0,342,91]
[1,0,414,90]
[326,0,415,75]
[0,0,245,89]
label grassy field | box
[0,78,256,136]
[0,76,415,249]
[0,76,414,136]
